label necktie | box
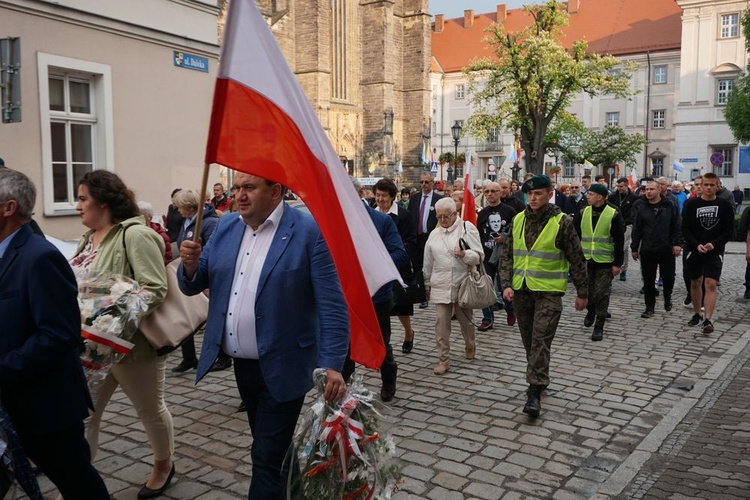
[418,195,428,235]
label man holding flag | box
[181,0,404,496]
[178,173,349,498]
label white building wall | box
[675,0,749,188]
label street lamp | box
[450,121,462,183]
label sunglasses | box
[419,181,432,184]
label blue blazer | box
[178,204,350,402]
[0,224,92,433]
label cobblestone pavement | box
[24,243,750,499]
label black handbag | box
[393,270,426,305]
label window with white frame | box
[563,158,574,177]
[652,110,666,129]
[712,146,734,176]
[455,84,465,100]
[653,65,667,84]
[38,54,113,214]
[717,78,735,105]
[606,112,620,127]
[720,13,739,38]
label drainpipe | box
[643,51,651,178]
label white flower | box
[110,281,133,298]
[91,314,115,334]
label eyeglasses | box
[484,189,500,193]
[419,181,432,184]
[572,186,581,189]
[436,212,456,221]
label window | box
[606,112,620,127]
[432,122,436,135]
[455,84,465,100]
[38,53,113,214]
[717,78,735,105]
[712,146,734,176]
[564,158,574,177]
[720,13,739,38]
[432,85,437,99]
[653,65,667,84]
[652,158,664,177]
[652,110,666,129]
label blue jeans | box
[234,359,305,500]
[481,261,513,324]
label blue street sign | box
[679,158,699,163]
[174,51,209,73]
[430,162,438,173]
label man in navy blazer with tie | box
[0,169,108,498]
[409,172,443,308]
[178,172,349,499]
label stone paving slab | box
[14,243,750,499]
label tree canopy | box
[724,9,750,143]
[550,121,647,170]
[465,0,637,173]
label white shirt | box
[419,192,433,233]
[375,202,399,217]
[222,201,284,359]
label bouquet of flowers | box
[77,271,155,390]
[288,369,401,500]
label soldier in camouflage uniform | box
[573,183,625,342]
[500,175,588,418]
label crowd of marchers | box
[0,157,747,499]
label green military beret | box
[588,183,609,197]
[522,174,552,193]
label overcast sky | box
[429,0,532,18]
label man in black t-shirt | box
[682,172,734,334]
[476,182,517,331]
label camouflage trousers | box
[587,266,614,327]
[513,289,562,386]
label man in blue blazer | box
[178,172,349,499]
[0,169,108,498]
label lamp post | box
[450,120,462,183]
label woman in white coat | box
[423,197,483,375]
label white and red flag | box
[462,152,477,226]
[205,0,400,368]
[628,166,638,191]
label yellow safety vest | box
[581,205,616,263]
[511,212,569,292]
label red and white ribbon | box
[81,325,134,355]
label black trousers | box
[640,250,675,309]
[17,421,109,500]
[182,333,230,363]
[342,299,397,386]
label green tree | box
[465,1,637,173]
[724,9,750,143]
[553,124,647,170]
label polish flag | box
[628,167,638,191]
[462,152,477,226]
[205,0,400,368]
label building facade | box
[240,0,432,181]
[1,0,221,238]
[431,0,748,189]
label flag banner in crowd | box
[673,160,684,173]
[508,145,518,164]
[421,142,428,164]
[648,157,654,175]
[584,159,595,170]
[463,152,477,226]
[204,0,399,368]
[628,167,638,190]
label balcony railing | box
[475,141,505,152]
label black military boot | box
[592,319,604,341]
[583,308,596,328]
[523,385,541,418]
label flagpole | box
[193,162,211,243]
